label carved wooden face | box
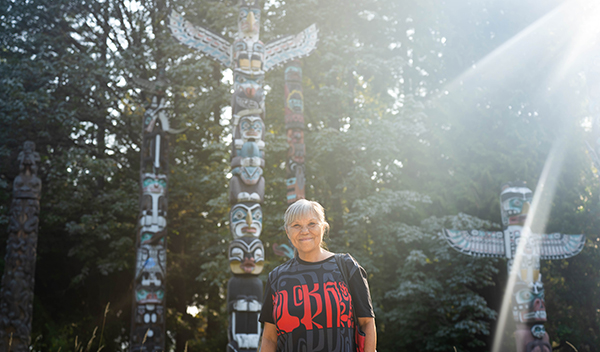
[135,286,165,304]
[230,203,262,238]
[286,89,304,114]
[233,72,264,100]
[136,245,167,285]
[512,280,547,323]
[233,141,263,185]
[228,237,264,275]
[233,90,263,114]
[142,174,167,194]
[500,185,533,227]
[233,39,264,74]
[239,115,264,142]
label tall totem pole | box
[129,77,182,352]
[0,141,41,352]
[169,2,317,351]
[443,181,585,352]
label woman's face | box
[286,214,324,257]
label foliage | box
[1,0,598,351]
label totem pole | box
[169,2,317,351]
[129,76,182,352]
[443,181,585,352]
[284,60,306,205]
[0,141,41,352]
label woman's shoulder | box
[336,252,358,266]
[335,252,364,277]
[267,257,297,280]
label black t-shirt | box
[259,253,374,352]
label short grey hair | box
[284,199,328,228]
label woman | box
[259,199,376,352]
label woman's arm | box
[358,317,376,352]
[260,322,278,352]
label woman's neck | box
[298,248,333,263]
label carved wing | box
[168,11,232,67]
[264,24,318,71]
[540,233,585,260]
[442,229,506,258]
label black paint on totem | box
[0,141,41,352]
[227,276,263,352]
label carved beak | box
[247,12,255,32]
[246,208,253,226]
[521,202,530,215]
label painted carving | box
[169,7,317,74]
[235,115,265,143]
[229,237,265,275]
[230,203,262,239]
[233,39,265,74]
[512,279,547,323]
[0,141,41,352]
[227,276,263,352]
[129,76,182,352]
[284,61,306,204]
[442,181,585,351]
[168,11,232,67]
[231,142,264,185]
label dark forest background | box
[1,0,599,351]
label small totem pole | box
[129,76,181,352]
[0,141,41,352]
[443,181,585,352]
[169,2,317,351]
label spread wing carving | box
[264,24,318,71]
[442,229,505,258]
[540,233,585,260]
[168,11,232,67]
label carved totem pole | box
[0,141,41,352]
[284,60,306,205]
[443,181,585,352]
[129,76,182,352]
[169,2,317,351]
